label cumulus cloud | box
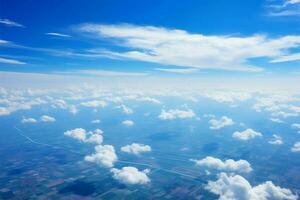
[209,116,234,130]
[291,142,300,152]
[85,144,117,168]
[40,115,56,122]
[121,143,151,155]
[111,167,150,185]
[191,156,252,174]
[64,128,103,144]
[268,134,283,145]
[81,100,107,108]
[158,109,195,120]
[21,117,37,124]
[64,128,87,142]
[122,120,134,126]
[206,173,298,200]
[51,99,78,114]
[117,104,133,114]
[232,129,262,141]
[85,129,104,144]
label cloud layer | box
[77,23,300,72]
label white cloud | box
[121,143,151,155]
[46,32,71,37]
[77,24,300,72]
[85,144,117,168]
[232,129,262,141]
[291,123,300,129]
[51,99,78,114]
[81,100,107,108]
[91,119,101,124]
[204,92,252,104]
[21,117,37,124]
[40,115,56,122]
[155,68,199,73]
[74,69,148,77]
[0,57,26,65]
[291,142,300,152]
[64,128,87,142]
[111,167,150,185]
[0,19,25,27]
[206,172,298,200]
[270,118,284,123]
[117,104,133,114]
[191,156,252,174]
[85,129,104,144]
[122,120,134,126]
[158,109,195,120]
[64,128,103,144]
[268,0,300,17]
[209,116,234,130]
[268,134,283,145]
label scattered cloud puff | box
[191,156,252,174]
[268,134,283,145]
[291,142,300,152]
[117,104,133,114]
[0,19,25,27]
[85,144,117,168]
[206,172,298,200]
[51,99,78,114]
[91,119,101,124]
[291,123,300,129]
[232,129,262,141]
[64,128,103,144]
[78,23,300,72]
[40,115,56,122]
[21,117,37,124]
[158,109,195,120]
[111,166,150,185]
[122,120,134,126]
[209,116,234,130]
[0,95,46,117]
[45,32,71,37]
[270,118,284,123]
[253,96,300,119]
[121,143,151,155]
[64,128,86,142]
[80,100,107,108]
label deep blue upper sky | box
[1,0,300,77]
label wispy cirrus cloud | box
[267,0,300,17]
[0,57,26,65]
[76,23,300,72]
[45,32,71,37]
[0,19,25,28]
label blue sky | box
[1,0,300,78]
